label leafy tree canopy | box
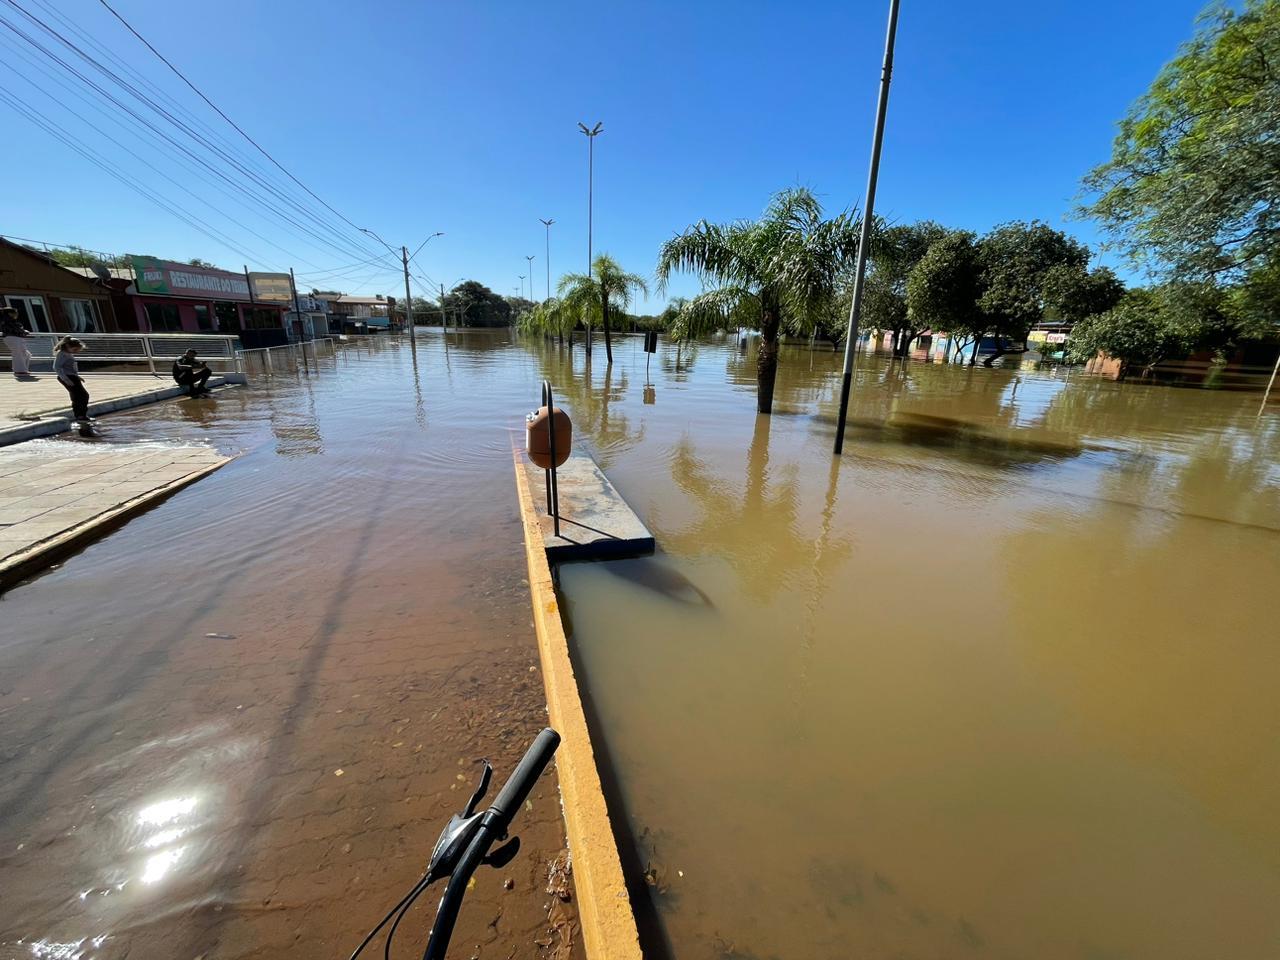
[1081,0,1280,304]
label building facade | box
[0,239,118,333]
[125,257,288,346]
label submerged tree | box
[656,187,863,414]
[558,254,648,363]
[861,221,948,356]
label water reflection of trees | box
[659,415,851,603]
[528,339,642,469]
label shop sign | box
[249,272,294,302]
[131,256,252,301]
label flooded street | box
[0,335,578,960]
[552,338,1280,960]
[1,330,1277,960]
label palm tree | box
[519,296,576,345]
[656,187,865,414]
[559,253,649,363]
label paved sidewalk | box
[0,374,229,445]
[0,442,231,589]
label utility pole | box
[526,255,536,301]
[539,218,554,303]
[833,0,901,456]
[578,121,602,356]
[518,275,526,301]
[440,283,447,332]
[401,245,415,347]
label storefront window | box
[64,299,100,333]
[245,307,282,330]
[4,295,50,332]
[193,304,212,331]
[144,302,182,332]
[215,301,240,333]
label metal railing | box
[238,337,337,377]
[9,332,244,375]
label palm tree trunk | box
[601,289,613,363]
[757,306,781,415]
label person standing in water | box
[2,307,34,379]
[54,337,97,437]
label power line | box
[96,0,385,252]
[0,12,384,267]
[0,70,323,273]
[2,0,395,268]
[0,85,272,267]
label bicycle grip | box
[489,727,560,827]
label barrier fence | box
[4,332,243,375]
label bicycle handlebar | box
[421,727,561,960]
[489,727,560,827]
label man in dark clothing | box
[172,349,212,396]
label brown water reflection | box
[553,337,1280,960]
[0,333,579,960]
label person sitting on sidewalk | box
[172,349,213,396]
[2,307,34,380]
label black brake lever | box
[426,760,495,880]
[463,760,492,817]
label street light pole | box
[518,276,526,301]
[526,255,536,301]
[833,0,901,456]
[578,121,602,357]
[539,218,554,303]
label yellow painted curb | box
[513,450,643,960]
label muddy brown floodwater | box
[3,331,1278,960]
[548,336,1280,960]
[0,334,583,960]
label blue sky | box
[0,0,1209,308]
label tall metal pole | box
[833,0,901,456]
[519,275,526,300]
[401,245,416,347]
[578,122,602,356]
[540,218,554,303]
[526,255,536,300]
[440,283,448,332]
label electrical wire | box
[0,85,270,266]
[3,0,396,268]
[97,0,380,247]
[0,12,382,267]
[0,30,343,270]
[0,70,311,273]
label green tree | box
[861,221,948,355]
[976,221,1096,364]
[905,230,984,362]
[441,280,511,327]
[1067,288,1188,378]
[1081,0,1280,308]
[656,187,863,414]
[558,254,648,363]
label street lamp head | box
[540,218,555,227]
[577,122,589,134]
[591,121,603,135]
